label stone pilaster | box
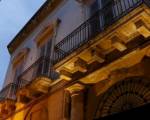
[65,83,85,120]
[70,91,84,120]
[63,90,71,120]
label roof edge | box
[7,0,62,55]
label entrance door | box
[94,103,150,120]
[94,77,150,119]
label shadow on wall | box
[94,103,150,120]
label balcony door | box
[90,0,101,36]
[90,0,100,15]
[90,0,140,30]
[101,0,114,27]
[36,40,52,77]
[101,0,140,27]
[13,61,24,87]
[89,0,114,34]
[13,54,28,90]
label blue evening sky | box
[0,0,46,89]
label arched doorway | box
[95,77,150,119]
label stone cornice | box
[7,0,62,55]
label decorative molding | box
[35,24,54,47]
[95,76,150,118]
[66,83,85,94]
[12,48,30,68]
[35,18,61,47]
[75,0,94,5]
[94,56,150,96]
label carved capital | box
[66,83,85,95]
[146,47,150,57]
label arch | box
[94,76,150,118]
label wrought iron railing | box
[17,0,149,87]
[1,0,149,100]
[17,56,59,88]
[0,83,17,101]
[52,0,147,65]
[0,57,58,101]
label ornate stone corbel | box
[134,19,150,38]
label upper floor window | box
[12,48,30,83]
[90,0,100,15]
[34,23,55,76]
[34,19,61,77]
[12,48,30,68]
[35,24,54,48]
[35,18,61,57]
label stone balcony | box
[50,0,150,84]
[3,0,150,107]
[0,83,17,119]
[16,56,59,103]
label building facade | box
[0,0,150,119]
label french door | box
[36,40,52,77]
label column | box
[70,91,84,120]
[63,90,71,120]
[66,83,85,120]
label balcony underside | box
[16,76,52,103]
[53,4,150,84]
[0,99,16,119]
[29,76,52,93]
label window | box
[90,0,100,15]
[12,48,30,84]
[35,24,54,48]
[35,19,61,78]
[35,24,54,77]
